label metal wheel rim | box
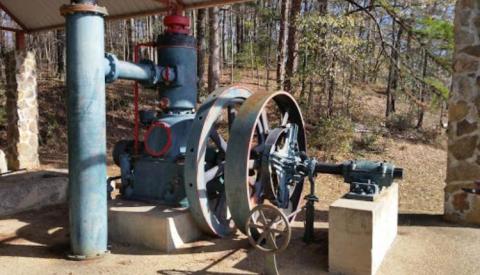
[245,204,291,253]
[185,86,253,237]
[225,91,306,235]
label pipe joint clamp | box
[139,59,161,87]
[60,3,108,17]
[104,53,119,83]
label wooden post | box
[15,31,25,50]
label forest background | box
[0,0,455,212]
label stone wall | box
[4,50,40,170]
[445,0,480,224]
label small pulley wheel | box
[245,204,291,253]
[225,91,306,235]
[185,86,253,237]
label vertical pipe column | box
[61,0,109,258]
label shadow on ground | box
[0,205,69,259]
[0,205,477,274]
[398,213,480,228]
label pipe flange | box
[139,59,160,87]
[104,53,119,83]
[60,3,108,17]
[67,250,110,261]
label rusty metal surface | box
[224,91,306,235]
[184,86,253,237]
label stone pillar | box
[4,47,40,170]
[445,0,480,224]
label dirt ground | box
[0,205,478,275]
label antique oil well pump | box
[60,0,403,262]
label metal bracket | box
[345,181,379,201]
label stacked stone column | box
[4,49,40,170]
[446,0,480,224]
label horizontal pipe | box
[315,163,344,175]
[117,61,154,81]
[104,53,177,86]
[104,54,160,85]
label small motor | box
[315,160,404,200]
[301,159,403,242]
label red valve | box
[164,15,190,34]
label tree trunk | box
[319,0,328,14]
[208,7,221,93]
[126,18,135,61]
[221,9,226,71]
[56,30,65,78]
[235,6,244,54]
[385,19,402,118]
[196,9,207,93]
[299,53,307,100]
[284,0,301,93]
[265,20,273,90]
[276,0,289,90]
[327,58,336,118]
[230,7,235,84]
[416,50,428,129]
[0,15,5,80]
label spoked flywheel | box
[185,86,253,237]
[225,91,306,235]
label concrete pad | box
[0,169,68,217]
[329,183,398,275]
[108,200,204,252]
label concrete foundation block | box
[329,183,398,275]
[0,169,68,217]
[108,200,204,252]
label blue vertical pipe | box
[64,0,108,258]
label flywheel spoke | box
[205,162,225,182]
[281,111,289,126]
[261,111,270,134]
[227,106,236,129]
[267,233,278,250]
[256,230,269,245]
[210,128,227,153]
[258,210,269,225]
[269,228,286,234]
[249,223,266,230]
